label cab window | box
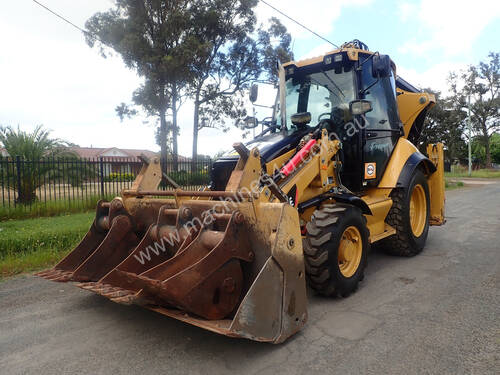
[361,60,400,131]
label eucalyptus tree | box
[419,89,467,160]
[85,0,202,170]
[449,52,499,167]
[188,0,293,163]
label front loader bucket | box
[36,200,112,282]
[147,201,307,343]
[36,155,308,343]
[37,197,307,343]
[36,199,140,283]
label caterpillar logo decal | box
[365,163,376,179]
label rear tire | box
[303,204,369,297]
[382,170,430,257]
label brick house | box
[70,147,158,176]
[70,147,193,175]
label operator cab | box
[212,42,403,194]
[281,46,402,192]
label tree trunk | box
[17,189,37,205]
[158,85,169,173]
[159,108,168,172]
[192,91,201,172]
[16,175,37,205]
[16,191,37,205]
[484,133,492,168]
[172,87,179,172]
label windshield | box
[284,68,356,131]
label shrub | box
[105,172,135,182]
[167,170,210,187]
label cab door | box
[360,58,401,187]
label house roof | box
[70,147,158,160]
[70,146,191,162]
[0,145,192,162]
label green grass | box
[0,212,94,279]
[0,194,115,221]
[445,166,500,179]
[445,179,465,190]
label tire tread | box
[382,170,430,257]
[303,204,368,297]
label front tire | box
[382,170,430,257]
[303,204,369,297]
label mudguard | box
[396,152,436,189]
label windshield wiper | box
[321,70,345,98]
[310,77,342,102]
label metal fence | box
[0,156,212,218]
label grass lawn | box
[445,179,465,190]
[0,195,114,221]
[445,167,500,179]
[0,212,94,279]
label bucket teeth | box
[76,282,111,294]
[36,269,74,282]
[74,282,99,290]
[111,293,147,306]
[75,282,136,301]
[52,271,74,282]
[34,269,58,277]
[94,286,116,294]
[105,290,133,299]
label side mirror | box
[350,100,373,115]
[291,112,312,127]
[243,116,259,129]
[249,84,259,103]
[372,54,392,78]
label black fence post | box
[99,157,105,198]
[15,155,22,205]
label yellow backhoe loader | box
[37,40,445,343]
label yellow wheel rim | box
[409,184,427,237]
[338,226,363,278]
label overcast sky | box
[1,0,499,156]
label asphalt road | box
[1,182,499,375]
